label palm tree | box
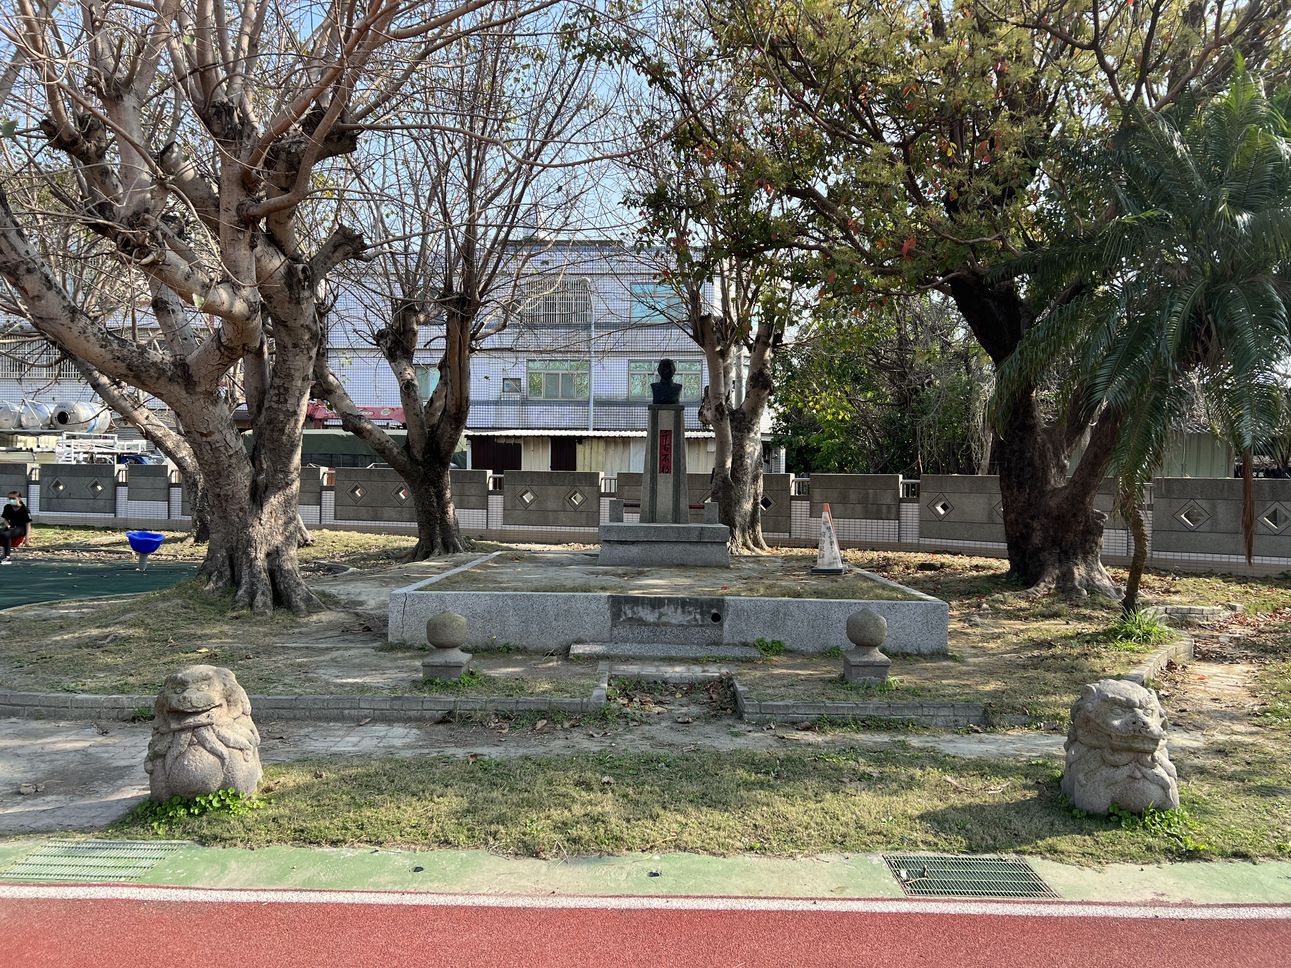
[998,70,1291,611]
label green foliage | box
[1108,804,1209,856]
[773,294,990,473]
[823,646,844,658]
[132,788,264,834]
[1103,611,1171,651]
[998,70,1291,500]
[420,670,486,693]
[754,638,786,657]
[1065,795,1208,856]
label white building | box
[323,239,777,477]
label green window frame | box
[628,359,702,401]
[527,359,591,400]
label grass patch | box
[25,525,430,571]
[107,746,1290,863]
[1257,659,1291,729]
[414,672,597,699]
[1097,611,1172,652]
[133,788,265,835]
[755,638,786,657]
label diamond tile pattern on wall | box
[1174,500,1210,531]
[1259,502,1291,534]
[927,494,954,519]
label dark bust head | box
[651,358,682,404]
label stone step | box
[570,642,761,661]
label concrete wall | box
[0,463,28,500]
[500,470,601,530]
[125,464,169,502]
[391,566,949,655]
[17,463,1291,577]
[37,464,116,516]
[333,467,417,524]
[1153,477,1291,567]
[808,474,901,545]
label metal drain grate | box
[0,839,187,883]
[883,854,1059,899]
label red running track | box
[1,890,1289,968]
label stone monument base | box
[597,522,731,568]
[842,648,891,685]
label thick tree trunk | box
[177,389,316,615]
[995,394,1121,597]
[408,463,467,560]
[950,274,1121,598]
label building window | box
[629,359,702,401]
[630,282,687,324]
[520,277,593,327]
[501,377,522,394]
[527,359,590,400]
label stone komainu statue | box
[145,664,262,801]
[1060,678,1179,815]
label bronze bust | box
[651,358,682,405]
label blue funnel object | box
[126,530,166,571]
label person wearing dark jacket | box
[1,490,32,564]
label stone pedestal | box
[423,611,472,681]
[842,608,891,685]
[598,388,731,568]
[641,404,688,524]
[598,521,731,567]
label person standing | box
[1,490,32,564]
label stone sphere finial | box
[842,608,891,685]
[423,611,472,681]
[846,609,887,649]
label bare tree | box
[0,0,555,611]
[314,3,608,558]
[0,190,213,537]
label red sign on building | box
[658,429,673,474]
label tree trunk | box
[949,274,1121,598]
[994,394,1121,597]
[177,391,316,615]
[712,408,769,553]
[1121,499,1150,613]
[408,462,468,560]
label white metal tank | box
[0,401,21,431]
[18,401,51,430]
[50,401,100,432]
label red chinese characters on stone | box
[658,429,673,474]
